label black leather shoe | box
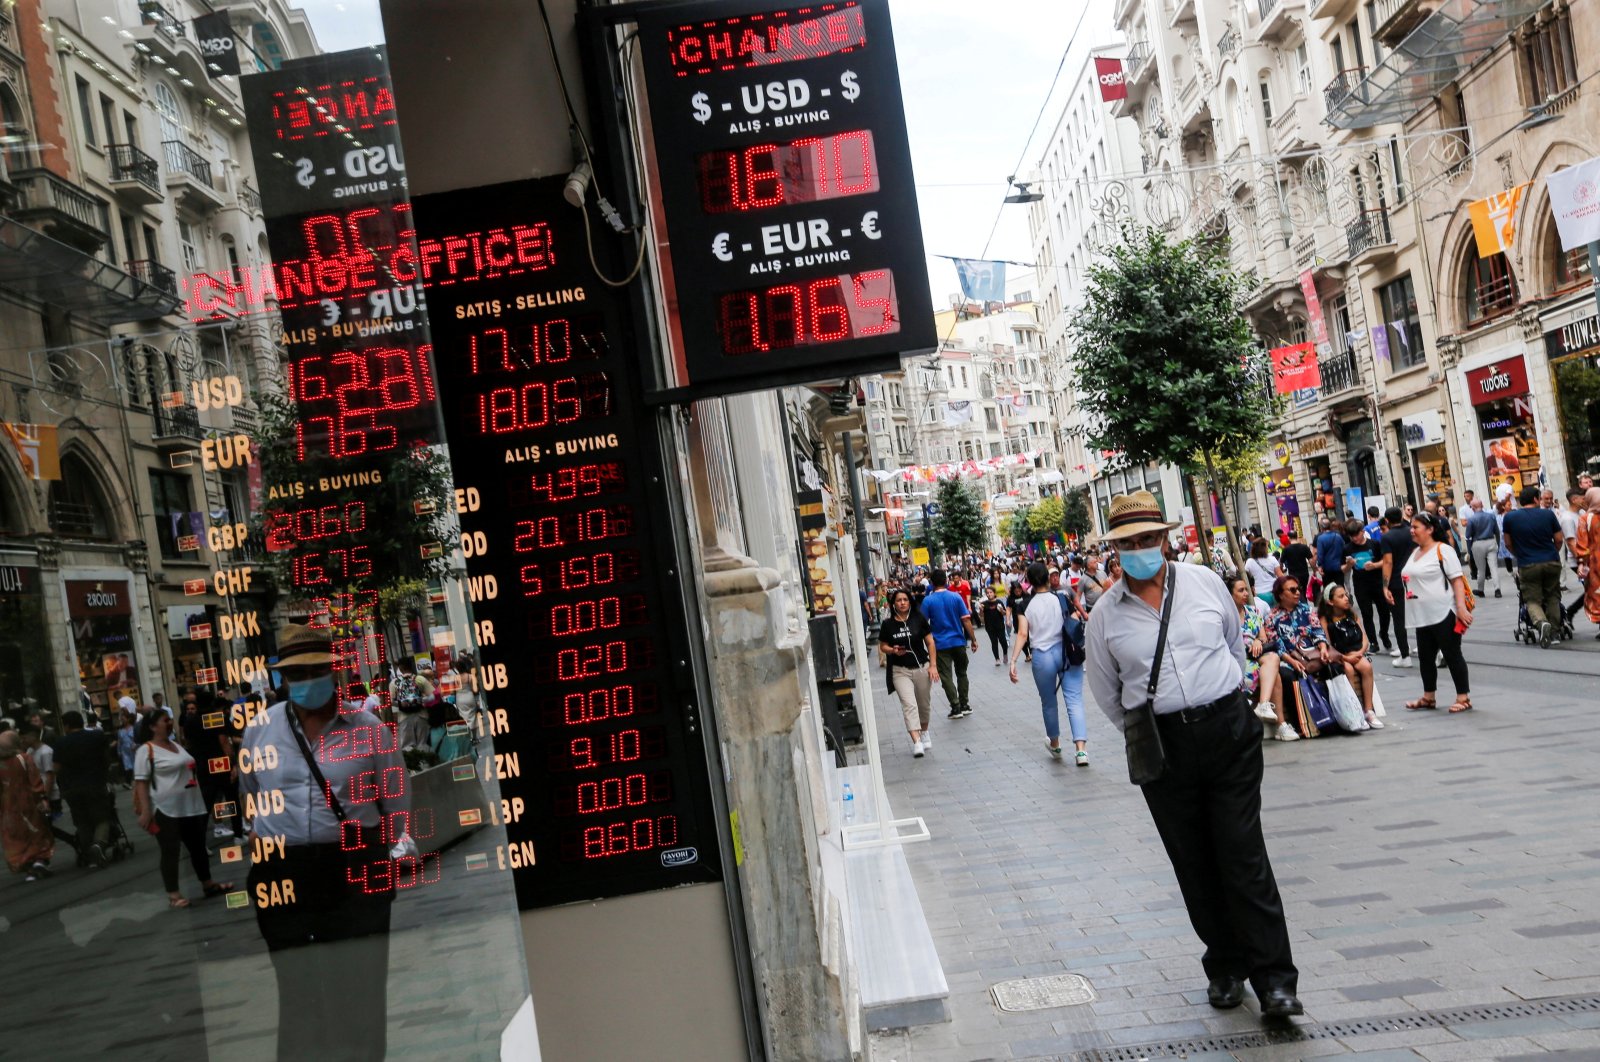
[1206,976,1245,1009]
[1259,988,1304,1019]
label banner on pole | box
[1095,58,1127,102]
[1547,156,1600,251]
[952,259,1006,303]
[1467,182,1530,258]
[1,422,60,480]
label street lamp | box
[1004,178,1043,204]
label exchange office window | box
[1377,273,1426,370]
[148,469,194,560]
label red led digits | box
[544,593,650,639]
[521,548,643,597]
[511,506,634,551]
[290,546,373,588]
[552,726,669,772]
[265,501,367,552]
[667,4,865,77]
[551,770,675,817]
[577,815,680,860]
[718,269,900,355]
[348,765,407,804]
[526,463,626,505]
[318,723,400,762]
[696,130,879,214]
[475,373,611,435]
[468,317,607,372]
[288,344,437,461]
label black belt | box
[1156,690,1244,726]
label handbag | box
[1123,566,1176,786]
[1371,685,1387,717]
[1436,545,1474,612]
[1325,673,1368,731]
[1055,591,1087,668]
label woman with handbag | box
[879,588,938,757]
[1226,576,1296,742]
[1008,561,1090,764]
[1575,487,1600,636]
[1316,584,1382,729]
[1398,513,1473,713]
[132,711,230,909]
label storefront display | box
[1547,312,1600,483]
[65,577,140,715]
[1465,356,1540,496]
[0,563,55,715]
[1400,410,1457,507]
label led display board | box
[633,0,934,393]
[413,176,723,908]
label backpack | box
[392,673,422,713]
[1054,591,1087,668]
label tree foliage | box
[1028,495,1065,540]
[1006,504,1037,546]
[1062,489,1093,540]
[931,478,987,558]
[1067,227,1276,553]
[253,392,454,649]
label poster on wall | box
[1484,436,1524,494]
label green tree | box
[253,392,455,655]
[1061,489,1092,541]
[1007,504,1037,546]
[1028,495,1065,543]
[931,478,987,558]
[1068,226,1276,556]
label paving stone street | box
[869,589,1600,1061]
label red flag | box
[1270,342,1321,393]
[1095,58,1127,102]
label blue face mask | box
[1120,547,1165,581]
[288,674,335,709]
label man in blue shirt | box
[1464,499,1501,598]
[1363,506,1383,539]
[921,570,978,718]
[1314,518,1349,592]
[1502,486,1565,645]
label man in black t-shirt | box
[1279,529,1314,589]
[1378,507,1415,667]
[184,691,243,839]
[52,710,113,866]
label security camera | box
[563,161,592,208]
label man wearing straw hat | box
[1085,491,1302,1021]
[239,623,409,1060]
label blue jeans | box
[1030,645,1086,743]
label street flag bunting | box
[1095,57,1127,102]
[1270,342,1321,393]
[2,423,60,480]
[1547,156,1600,252]
[943,400,975,426]
[952,258,1006,303]
[1467,182,1530,258]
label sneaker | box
[1048,744,1063,758]
[29,862,50,877]
[920,734,931,750]
[959,707,973,717]
[1253,702,1278,723]
[1275,723,1301,742]
[1365,713,1384,730]
[1394,656,1414,668]
[994,660,1002,667]
[1494,589,1502,598]
[90,843,108,868]
[1075,750,1089,767]
[912,740,924,758]
[947,709,963,719]
[1539,621,1553,648]
[1389,647,1401,659]
[212,824,233,838]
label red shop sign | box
[1465,356,1529,407]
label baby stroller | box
[1510,571,1572,647]
[72,787,136,868]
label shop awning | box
[1325,0,1552,130]
[0,217,181,324]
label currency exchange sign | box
[634,0,935,394]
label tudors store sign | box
[66,580,130,618]
[1544,312,1600,361]
[1464,355,1529,407]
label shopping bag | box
[1371,686,1387,717]
[1325,673,1367,732]
[1290,682,1318,738]
[1298,677,1335,733]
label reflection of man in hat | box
[238,624,408,1060]
[1084,491,1302,1021]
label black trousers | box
[985,625,1009,660]
[154,811,212,892]
[64,788,111,856]
[1141,695,1297,1000]
[1387,590,1410,658]
[1413,616,1469,696]
[199,771,243,835]
[250,835,394,1062]
[1352,577,1390,648]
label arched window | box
[0,85,30,176]
[1543,210,1592,293]
[1464,248,1518,324]
[49,453,116,540]
[154,82,185,173]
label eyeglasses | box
[1281,585,1301,595]
[1118,531,1165,550]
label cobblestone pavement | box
[869,590,1600,1061]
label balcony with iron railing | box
[1218,25,1241,61]
[163,141,226,211]
[107,144,162,204]
[9,168,109,253]
[1323,67,1368,113]
[49,499,104,539]
[1125,40,1152,82]
[153,404,203,443]
[1319,347,1361,395]
[1258,0,1280,17]
[1346,206,1394,260]
[1373,0,1436,46]
[1254,0,1296,40]
[238,183,262,214]
[1468,271,1518,324]
[127,258,177,295]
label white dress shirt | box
[1085,560,1245,732]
